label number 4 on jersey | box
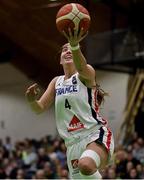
[65,99,71,109]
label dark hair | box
[96,84,109,106]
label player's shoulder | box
[51,76,59,83]
[51,75,64,85]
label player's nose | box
[66,50,72,55]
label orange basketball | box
[56,3,91,35]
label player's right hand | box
[25,83,40,103]
[63,27,88,47]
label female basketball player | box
[25,27,114,179]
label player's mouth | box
[65,55,72,60]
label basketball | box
[56,3,91,35]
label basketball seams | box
[56,13,90,24]
[76,3,89,15]
[72,3,90,20]
[77,13,90,20]
[56,13,76,23]
[56,3,90,33]
[56,10,90,23]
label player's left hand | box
[63,27,88,47]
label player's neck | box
[63,67,77,79]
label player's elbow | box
[35,111,43,115]
[30,100,45,114]
[34,107,45,114]
[31,107,44,115]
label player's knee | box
[78,157,96,175]
[78,149,101,175]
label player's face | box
[60,43,73,65]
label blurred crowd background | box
[0,132,144,179]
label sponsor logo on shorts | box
[71,159,79,175]
[71,159,79,169]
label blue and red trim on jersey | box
[87,87,107,125]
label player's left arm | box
[63,28,96,82]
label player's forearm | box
[71,46,87,73]
[28,100,45,114]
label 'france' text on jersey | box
[56,84,78,96]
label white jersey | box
[55,73,107,140]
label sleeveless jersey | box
[55,73,107,140]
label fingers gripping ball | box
[56,3,91,35]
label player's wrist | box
[70,43,80,51]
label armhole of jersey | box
[75,73,84,86]
[76,73,90,89]
[55,75,64,88]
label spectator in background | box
[115,149,127,178]
[22,141,37,175]
[59,167,69,180]
[125,161,134,178]
[36,147,51,169]
[8,160,19,179]
[0,166,7,179]
[16,168,25,179]
[4,136,13,152]
[128,168,139,179]
[1,132,144,179]
[40,136,50,150]
[33,169,46,179]
[132,140,144,164]
[126,151,140,166]
[136,164,144,179]
[43,161,56,179]
[56,141,67,168]
[106,167,116,179]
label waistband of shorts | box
[64,124,102,147]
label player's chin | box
[64,59,73,64]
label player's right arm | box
[25,77,58,114]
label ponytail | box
[96,84,109,106]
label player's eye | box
[63,47,68,52]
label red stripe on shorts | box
[106,128,112,151]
